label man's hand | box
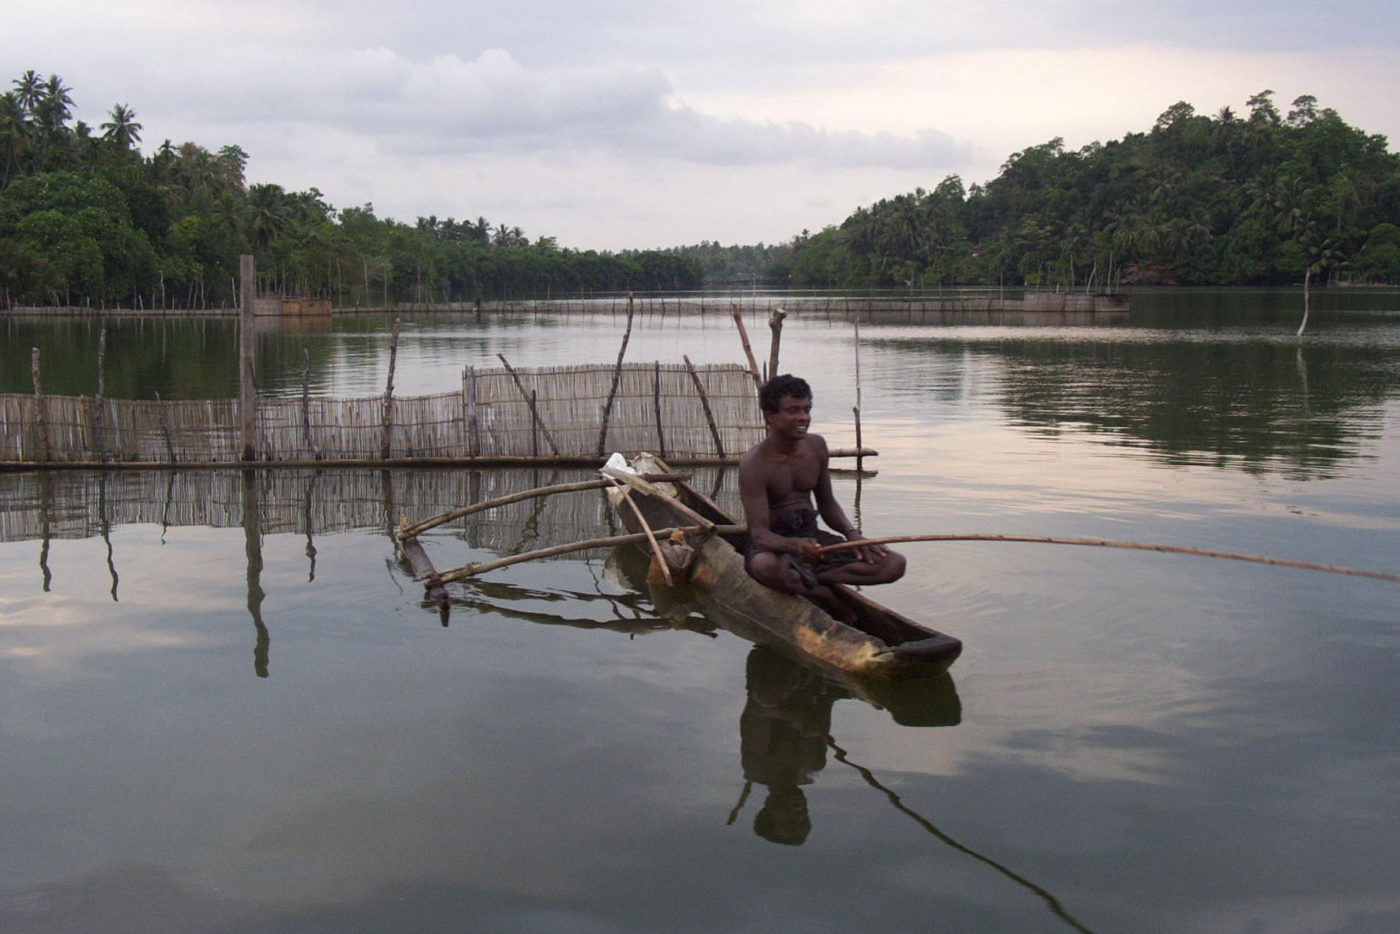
[844,529,889,564]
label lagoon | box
[2,290,1399,932]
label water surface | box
[2,290,1398,932]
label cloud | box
[287,0,1400,64]
[111,46,980,172]
[4,0,1396,249]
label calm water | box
[3,291,1399,933]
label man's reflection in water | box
[734,645,961,846]
[738,647,843,845]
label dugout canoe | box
[604,453,962,679]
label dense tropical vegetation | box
[777,92,1400,290]
[0,70,701,308]
[661,241,790,285]
[1,72,1397,310]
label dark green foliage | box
[0,71,701,308]
[662,241,791,284]
[786,93,1400,289]
[3,73,1397,306]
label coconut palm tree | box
[12,70,43,113]
[34,74,73,138]
[246,183,293,250]
[100,103,142,149]
[170,143,224,209]
[0,90,30,188]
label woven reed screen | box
[0,362,763,464]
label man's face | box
[765,393,812,439]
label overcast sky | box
[9,1,1398,250]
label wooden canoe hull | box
[608,454,962,679]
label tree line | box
[0,70,701,309]
[3,73,1397,308]
[774,92,1400,290]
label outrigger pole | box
[815,534,1400,584]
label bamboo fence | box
[0,465,743,554]
[3,293,1130,320]
[1,362,764,466]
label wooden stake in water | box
[465,366,481,457]
[767,306,786,382]
[155,391,176,463]
[496,353,560,456]
[684,355,726,458]
[302,347,321,459]
[853,317,864,474]
[239,254,257,461]
[381,316,401,459]
[32,347,50,464]
[95,325,109,462]
[598,299,636,456]
[731,304,764,389]
[653,361,667,457]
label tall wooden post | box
[94,326,109,462]
[31,347,50,464]
[597,298,635,457]
[381,317,401,460]
[853,316,864,474]
[767,307,786,382]
[239,254,257,461]
[465,366,481,457]
[730,304,764,390]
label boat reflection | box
[733,645,958,845]
[437,551,1091,931]
[427,543,964,728]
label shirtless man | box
[739,375,905,620]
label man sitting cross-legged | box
[738,374,905,622]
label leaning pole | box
[239,254,257,460]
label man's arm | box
[810,436,854,537]
[810,437,888,562]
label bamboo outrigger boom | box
[815,534,1400,583]
[396,467,742,592]
[436,525,743,583]
[397,472,688,539]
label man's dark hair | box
[759,374,811,413]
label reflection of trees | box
[1000,340,1392,473]
[2,318,241,398]
[894,335,1396,474]
[0,316,344,400]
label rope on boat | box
[815,534,1400,584]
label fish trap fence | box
[0,466,744,554]
[1,362,763,465]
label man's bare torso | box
[744,435,829,516]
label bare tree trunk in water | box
[1297,267,1312,338]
